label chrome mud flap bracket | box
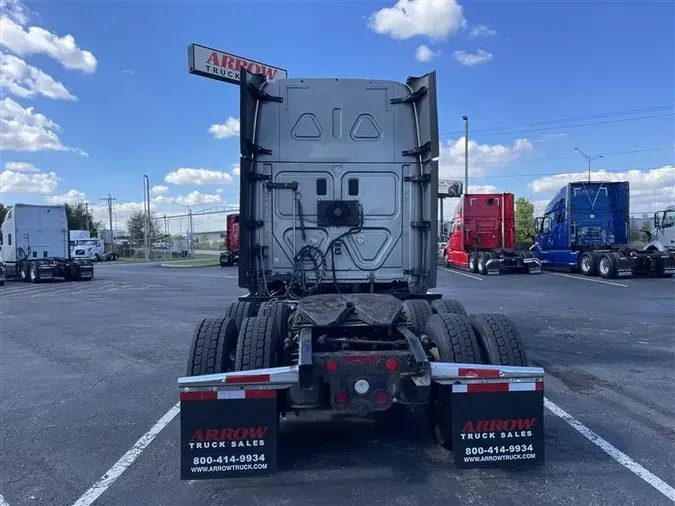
[430,362,546,469]
[523,257,543,275]
[485,258,502,275]
[178,366,299,480]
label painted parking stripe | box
[0,493,10,506]
[545,398,675,502]
[70,403,180,506]
[546,271,629,288]
[438,266,484,281]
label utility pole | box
[84,202,90,233]
[574,147,603,183]
[462,115,469,192]
[143,175,150,261]
[100,194,116,253]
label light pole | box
[574,148,603,183]
[462,115,469,192]
[143,175,150,261]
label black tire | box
[225,300,258,331]
[598,253,617,279]
[477,252,488,275]
[234,316,279,371]
[579,251,597,276]
[401,299,433,335]
[468,252,478,273]
[29,262,40,284]
[186,317,239,376]
[20,262,29,282]
[425,313,483,450]
[469,313,528,366]
[430,298,468,317]
[257,300,291,346]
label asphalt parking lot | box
[1,263,674,506]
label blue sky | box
[1,0,673,230]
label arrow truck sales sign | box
[188,43,287,85]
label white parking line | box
[545,398,675,502]
[438,266,484,281]
[546,271,629,288]
[70,403,180,506]
[0,493,10,506]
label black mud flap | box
[450,385,545,469]
[180,390,279,480]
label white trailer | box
[0,204,94,283]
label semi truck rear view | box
[443,193,541,275]
[219,213,240,267]
[0,204,94,283]
[178,66,546,479]
[531,181,674,278]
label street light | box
[462,115,469,191]
[574,148,603,183]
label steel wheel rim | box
[478,257,484,270]
[582,256,591,272]
[600,257,610,275]
[469,257,474,270]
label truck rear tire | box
[234,316,279,371]
[186,317,239,376]
[431,298,467,317]
[29,262,40,284]
[425,313,483,449]
[477,252,488,275]
[579,252,597,276]
[469,313,529,366]
[401,299,433,335]
[468,252,479,273]
[257,300,291,345]
[598,253,617,279]
[225,300,258,332]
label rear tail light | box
[334,392,350,405]
[385,358,399,371]
[325,359,339,372]
[374,391,390,404]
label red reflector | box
[458,367,500,378]
[325,359,339,372]
[225,374,270,384]
[467,383,509,393]
[385,358,399,371]
[246,390,277,399]
[374,391,390,404]
[334,392,350,405]
[536,382,544,391]
[180,391,217,401]
[343,355,380,364]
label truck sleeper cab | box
[531,181,674,279]
[444,193,541,275]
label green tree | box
[515,197,535,248]
[64,203,102,235]
[127,210,161,242]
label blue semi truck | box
[530,181,675,279]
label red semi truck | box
[219,214,240,267]
[443,193,542,275]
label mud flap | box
[450,385,545,469]
[523,258,542,275]
[180,390,279,480]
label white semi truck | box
[0,204,94,283]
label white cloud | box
[527,166,675,213]
[164,168,234,186]
[4,161,37,172]
[368,0,466,41]
[150,185,169,196]
[209,117,240,139]
[0,0,29,25]
[539,132,567,142]
[0,12,97,73]
[415,44,440,62]
[0,97,84,153]
[0,52,76,100]
[469,24,497,38]
[176,191,222,206]
[45,189,86,204]
[452,49,493,66]
[122,69,134,75]
[232,164,240,176]
[439,137,534,179]
[215,188,224,194]
[0,166,59,193]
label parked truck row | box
[0,204,94,283]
